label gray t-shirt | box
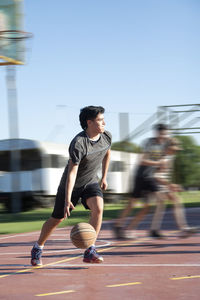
[59,130,112,189]
[137,137,168,178]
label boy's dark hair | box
[79,106,105,129]
[153,123,168,132]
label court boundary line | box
[0,239,112,256]
[49,263,200,267]
[0,237,150,279]
[0,230,198,280]
[0,227,71,240]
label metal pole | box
[157,106,168,124]
[6,65,21,213]
[119,112,130,141]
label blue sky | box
[1,0,200,145]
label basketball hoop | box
[0,30,33,65]
[0,30,33,40]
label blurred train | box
[0,139,140,211]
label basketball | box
[70,223,97,249]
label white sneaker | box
[123,230,136,239]
[180,226,200,238]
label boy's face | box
[157,129,169,143]
[88,113,105,133]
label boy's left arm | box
[101,149,111,191]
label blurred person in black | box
[113,123,169,239]
[150,137,199,238]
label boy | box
[31,106,111,265]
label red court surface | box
[0,208,200,300]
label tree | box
[173,136,200,188]
[111,141,142,153]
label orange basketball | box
[70,222,97,249]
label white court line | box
[0,249,82,256]
[0,228,114,240]
[0,232,38,240]
[1,263,200,268]
[51,234,69,237]
[0,227,68,240]
[0,264,30,267]
[0,240,111,256]
[51,263,200,267]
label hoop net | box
[0,30,32,65]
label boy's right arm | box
[141,153,166,168]
[64,160,79,218]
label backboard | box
[0,0,26,65]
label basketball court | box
[0,2,200,299]
[0,207,200,299]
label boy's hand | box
[64,201,75,219]
[169,183,182,192]
[101,178,108,191]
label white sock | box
[35,242,44,249]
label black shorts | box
[131,174,159,199]
[51,182,103,219]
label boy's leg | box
[168,192,188,230]
[38,217,63,246]
[115,197,135,228]
[168,192,199,236]
[150,192,166,238]
[112,197,136,239]
[31,217,63,266]
[31,186,66,266]
[86,196,104,238]
[126,202,149,231]
[83,196,104,263]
